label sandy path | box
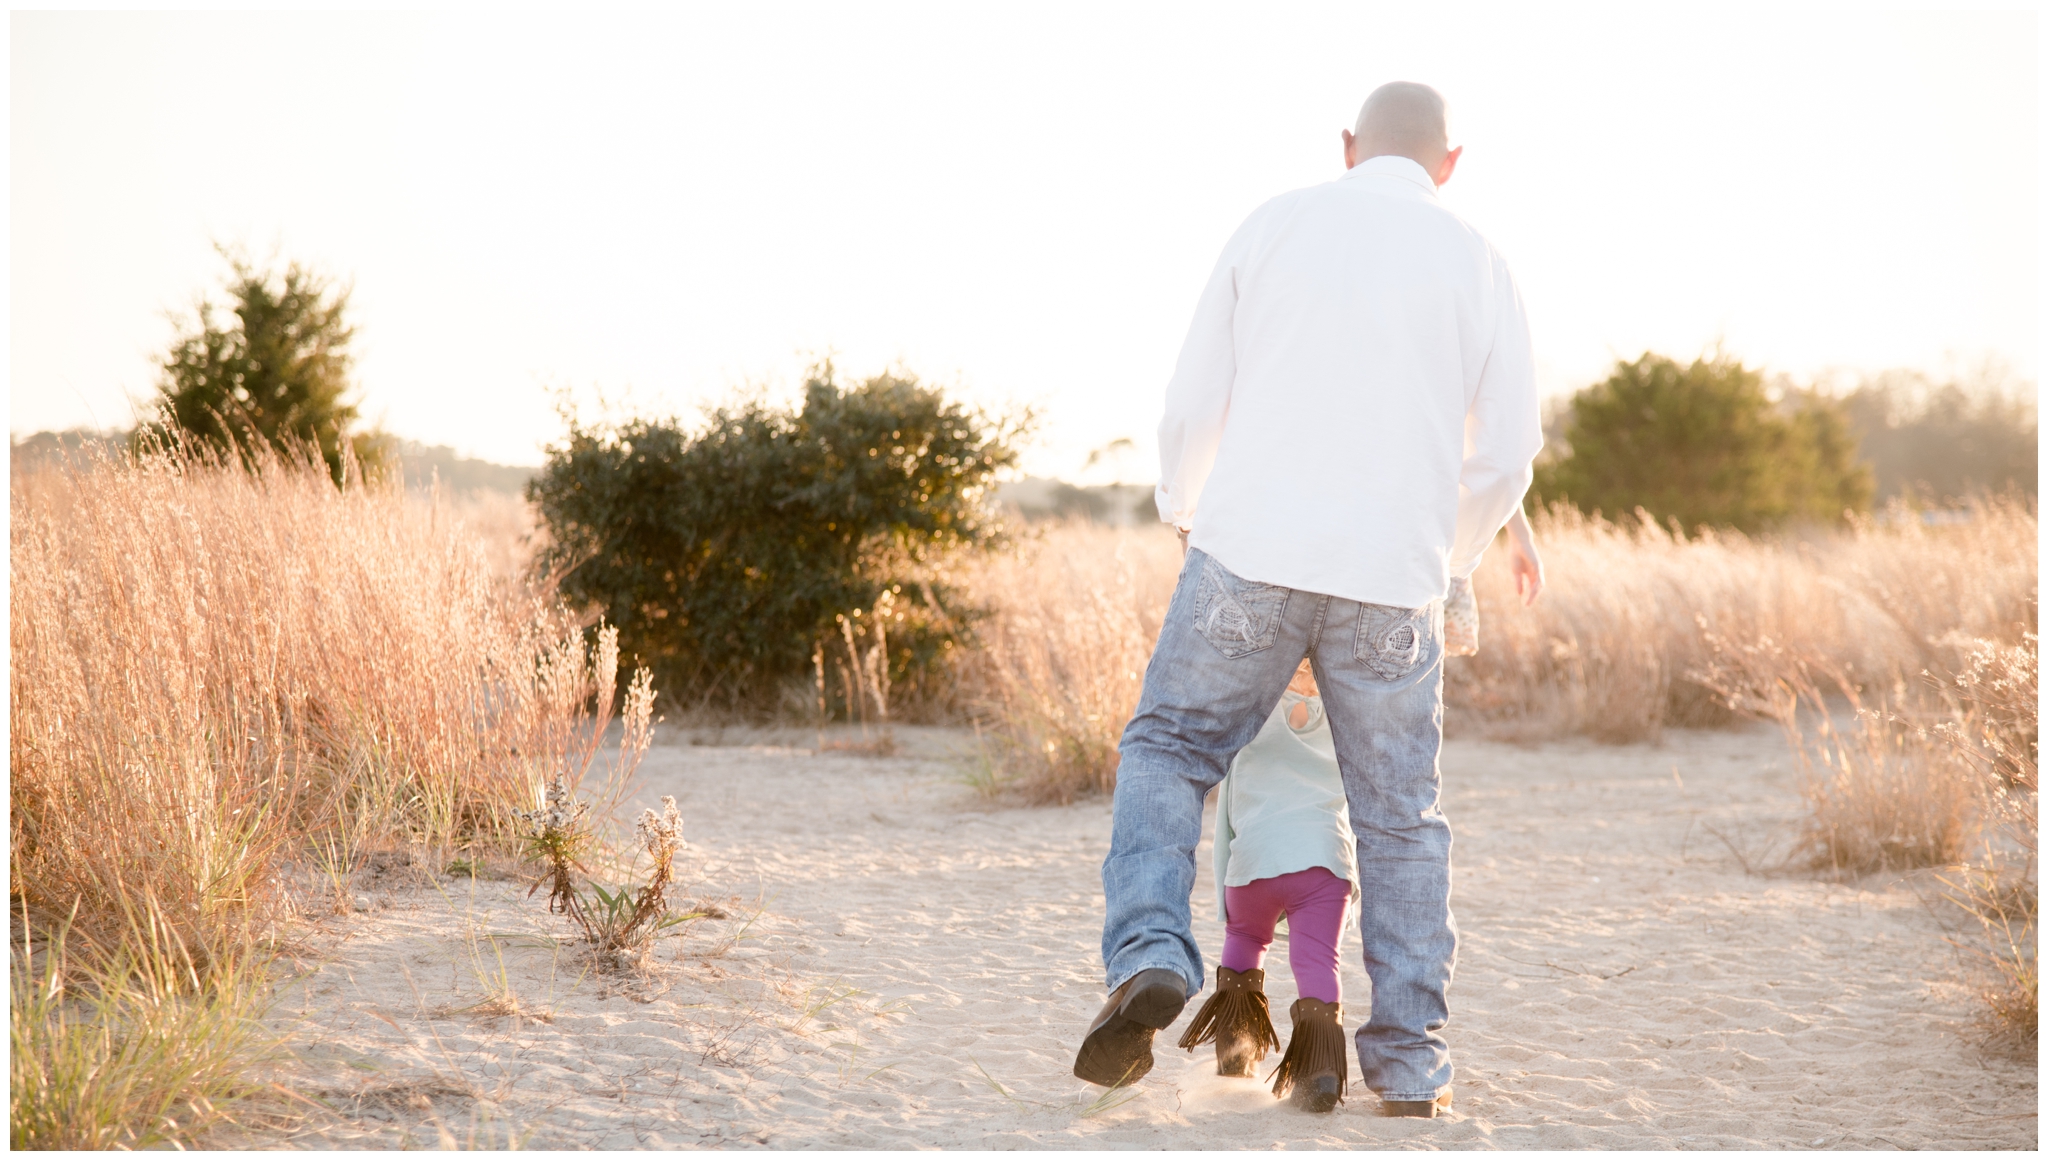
[256,725,2035,1149]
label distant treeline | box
[11,428,532,496]
[387,441,536,494]
[1835,367,2036,502]
[16,362,2032,520]
[996,478,1156,525]
[1526,354,2033,535]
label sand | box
[249,723,2036,1149]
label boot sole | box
[1073,977,1186,1087]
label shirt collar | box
[1341,154,1438,195]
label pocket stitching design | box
[1355,603,1432,680]
[1193,562,1284,659]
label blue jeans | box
[1102,548,1456,1102]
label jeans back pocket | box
[1353,601,1436,681]
[1191,559,1289,659]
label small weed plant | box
[521,776,595,919]
[518,768,698,967]
[512,648,697,967]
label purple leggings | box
[1220,866,1350,1004]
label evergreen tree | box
[1533,353,1873,533]
[147,252,383,479]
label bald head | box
[1343,81,1459,185]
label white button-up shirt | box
[1155,154,1543,610]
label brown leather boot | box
[1269,998,1347,1113]
[1073,968,1187,1088]
[1175,966,1280,1077]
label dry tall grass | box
[1478,498,2036,1045]
[953,523,1181,803]
[1453,498,2036,743]
[959,502,2037,811]
[1700,625,2037,1043]
[1699,645,1986,873]
[1938,635,2038,1045]
[10,444,637,1144]
[424,484,544,581]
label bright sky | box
[10,5,2040,479]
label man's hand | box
[1177,526,1190,556]
[1505,510,1543,607]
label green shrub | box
[1534,353,1872,534]
[529,365,1023,713]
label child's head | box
[1287,658,1319,697]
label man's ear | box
[1434,145,1463,186]
[1341,129,1359,170]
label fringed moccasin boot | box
[1268,997,1348,1113]
[1175,966,1280,1077]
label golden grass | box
[957,502,2037,814]
[1699,646,1984,873]
[424,484,544,582]
[951,522,1181,803]
[1700,630,2039,1043]
[9,443,640,1145]
[1944,856,2039,1048]
[1455,498,2036,743]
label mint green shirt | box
[1212,690,1361,925]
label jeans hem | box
[1376,1089,1448,1103]
[1107,962,1197,999]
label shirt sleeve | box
[1448,249,1544,577]
[1155,206,1268,529]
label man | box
[1072,82,1542,1117]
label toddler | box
[1177,658,1360,1113]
